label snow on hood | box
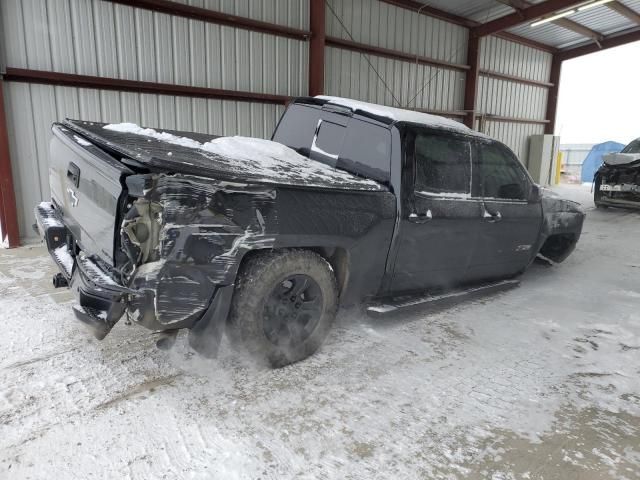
[103,123,384,191]
[316,96,488,138]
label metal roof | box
[413,0,640,52]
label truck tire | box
[227,249,338,367]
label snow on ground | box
[1,184,639,479]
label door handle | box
[409,209,432,223]
[483,209,502,223]
[67,162,80,188]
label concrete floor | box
[0,185,639,479]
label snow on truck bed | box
[62,120,384,191]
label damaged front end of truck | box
[37,173,276,357]
[594,148,640,210]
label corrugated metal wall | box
[1,0,308,238]
[324,0,468,114]
[477,36,552,162]
[1,0,553,241]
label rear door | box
[390,130,482,293]
[467,140,542,280]
[49,125,132,264]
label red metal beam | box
[326,36,470,72]
[544,55,562,134]
[108,0,310,41]
[557,26,640,60]
[2,68,290,105]
[309,0,325,96]
[464,35,481,129]
[474,0,587,37]
[479,115,550,125]
[0,80,20,248]
[479,69,554,88]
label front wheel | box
[227,250,338,367]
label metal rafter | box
[474,0,588,37]
[379,0,557,52]
[557,25,640,59]
[493,0,603,41]
[606,1,640,25]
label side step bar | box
[366,279,520,315]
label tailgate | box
[49,124,133,265]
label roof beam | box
[493,0,602,41]
[380,0,557,52]
[606,1,640,25]
[474,0,587,37]
[552,18,603,41]
[557,26,640,59]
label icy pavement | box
[1,184,639,479]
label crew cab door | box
[390,130,482,293]
[467,140,543,280]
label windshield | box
[622,138,640,153]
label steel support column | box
[545,55,562,134]
[309,0,325,97]
[464,34,480,129]
[0,80,20,247]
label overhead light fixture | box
[531,9,576,27]
[578,0,614,11]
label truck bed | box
[62,119,385,192]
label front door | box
[390,130,482,293]
[468,140,543,281]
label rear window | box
[273,103,392,184]
[271,104,322,157]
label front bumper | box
[34,202,234,353]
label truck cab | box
[274,97,550,294]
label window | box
[271,104,322,157]
[478,142,529,200]
[339,120,391,183]
[414,133,471,196]
[312,120,347,167]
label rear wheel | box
[227,250,338,367]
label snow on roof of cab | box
[315,96,486,138]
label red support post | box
[0,80,20,248]
[545,55,562,135]
[463,34,480,129]
[309,0,326,97]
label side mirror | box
[529,184,542,203]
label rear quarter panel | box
[125,174,396,327]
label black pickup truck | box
[35,96,585,366]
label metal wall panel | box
[326,0,469,65]
[480,36,552,83]
[325,47,466,113]
[0,0,305,238]
[3,82,285,236]
[477,36,552,165]
[477,76,548,120]
[480,120,546,165]
[324,0,467,114]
